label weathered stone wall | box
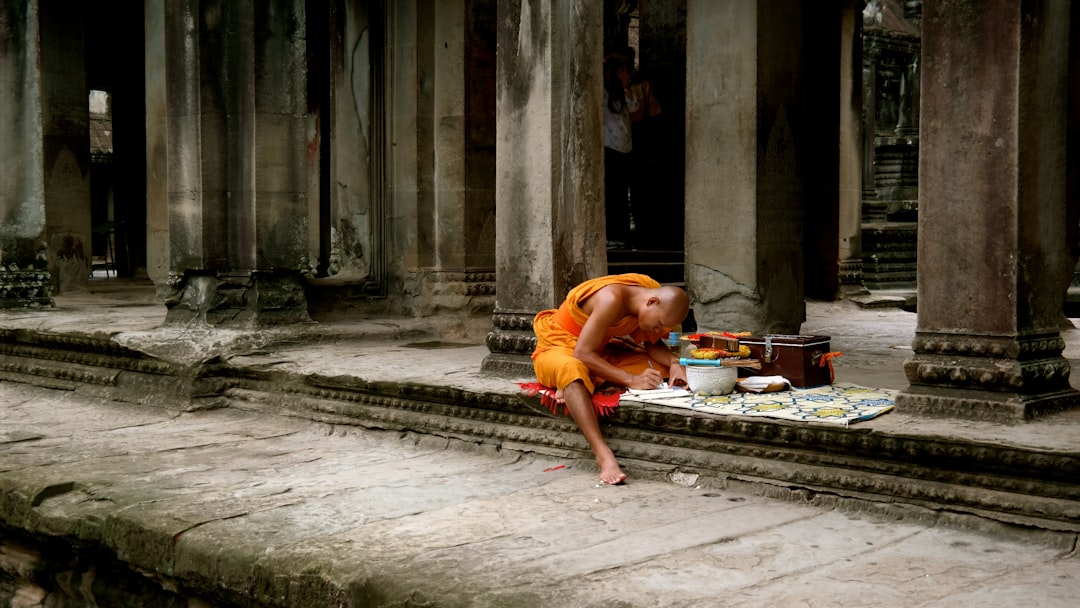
[394,0,498,318]
[302,0,497,322]
[326,0,377,283]
[860,0,921,291]
[463,0,498,271]
[837,0,867,298]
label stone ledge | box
[225,385,1080,533]
[3,333,1080,607]
[1,329,1080,540]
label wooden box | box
[741,335,833,388]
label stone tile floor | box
[3,279,1080,606]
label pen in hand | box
[648,360,668,389]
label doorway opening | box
[603,0,686,286]
[86,2,147,285]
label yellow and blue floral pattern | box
[620,383,895,426]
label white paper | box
[624,387,692,399]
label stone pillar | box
[1070,2,1080,283]
[894,55,919,137]
[896,0,1079,422]
[398,0,498,317]
[837,0,869,298]
[0,1,53,307]
[861,46,878,202]
[145,0,169,292]
[162,0,312,326]
[482,0,605,377]
[41,2,92,296]
[0,1,93,303]
[684,0,810,333]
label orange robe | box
[532,273,664,395]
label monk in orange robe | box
[532,273,690,485]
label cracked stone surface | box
[1,380,1078,607]
[3,283,1080,605]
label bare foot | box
[598,456,627,485]
[558,380,626,485]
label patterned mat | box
[619,382,896,426]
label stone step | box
[2,379,1072,608]
[0,326,1078,539]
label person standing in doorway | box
[621,46,665,249]
[603,53,636,250]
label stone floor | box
[2,380,1078,607]
[13,278,1080,454]
[2,278,1080,606]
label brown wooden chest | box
[741,335,834,388]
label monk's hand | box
[630,368,664,390]
[668,362,688,388]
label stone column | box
[0,2,96,301]
[896,0,1079,422]
[1070,2,1080,280]
[0,1,53,307]
[145,0,169,293]
[482,0,605,377]
[837,0,869,298]
[895,56,919,137]
[40,2,92,296]
[861,44,879,203]
[397,0,498,317]
[0,2,93,303]
[162,0,312,326]
[684,0,811,333]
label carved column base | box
[0,238,54,308]
[897,332,1080,422]
[0,270,55,309]
[895,386,1080,424]
[481,309,537,378]
[163,270,312,327]
[838,259,870,297]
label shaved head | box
[657,286,690,321]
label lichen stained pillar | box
[896,0,1080,422]
[145,0,169,293]
[163,0,311,326]
[1,2,93,304]
[482,0,605,377]
[40,1,91,296]
[0,1,53,307]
